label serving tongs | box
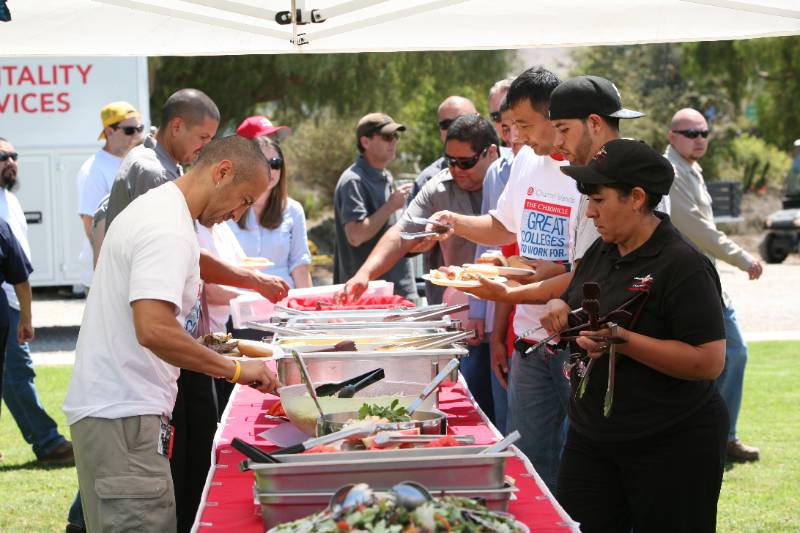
[576,282,601,399]
[314,368,385,398]
[375,330,473,351]
[383,303,469,322]
[372,432,475,447]
[247,322,314,337]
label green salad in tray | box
[268,494,528,533]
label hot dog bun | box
[236,339,274,358]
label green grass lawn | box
[1,341,799,532]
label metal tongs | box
[372,433,475,447]
[314,368,385,398]
[376,330,473,351]
[382,303,468,322]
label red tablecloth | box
[193,381,578,532]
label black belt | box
[513,337,537,357]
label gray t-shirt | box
[333,155,416,299]
[398,168,482,269]
[409,157,447,304]
[105,136,182,229]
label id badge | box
[157,418,175,459]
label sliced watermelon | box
[302,445,341,454]
[266,401,286,417]
[362,428,421,450]
[422,435,463,448]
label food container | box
[249,445,513,494]
[274,350,466,387]
[278,381,435,436]
[316,409,447,437]
[257,482,518,529]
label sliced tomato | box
[302,445,341,454]
[422,435,462,448]
[266,401,285,417]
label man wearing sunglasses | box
[409,96,478,305]
[75,101,144,290]
[666,107,763,463]
[489,78,513,146]
[333,112,417,300]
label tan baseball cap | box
[356,112,406,140]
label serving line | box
[191,372,579,532]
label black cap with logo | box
[549,75,644,121]
[560,139,674,196]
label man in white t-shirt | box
[75,101,144,288]
[0,137,75,466]
[428,67,580,490]
[63,135,279,533]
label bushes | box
[716,134,792,191]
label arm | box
[80,215,93,241]
[462,271,573,304]
[428,211,516,247]
[13,281,34,343]
[344,183,411,247]
[132,299,279,393]
[199,250,289,303]
[489,301,513,389]
[287,202,313,288]
[291,265,312,288]
[342,224,416,301]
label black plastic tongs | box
[314,368,385,398]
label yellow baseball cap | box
[98,101,140,140]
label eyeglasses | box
[445,147,488,170]
[672,129,709,139]
[268,157,283,170]
[490,111,502,122]
[438,118,454,131]
[112,124,145,136]
[379,132,400,142]
[0,151,19,162]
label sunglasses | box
[445,147,488,170]
[0,151,19,162]
[438,118,454,131]
[112,124,145,136]
[268,157,283,170]
[490,111,502,122]
[672,129,709,139]
[379,132,400,142]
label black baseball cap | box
[560,139,674,196]
[549,75,644,121]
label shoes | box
[66,524,86,533]
[38,440,75,466]
[726,439,760,462]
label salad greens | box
[268,494,526,533]
[358,399,411,423]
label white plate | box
[422,273,507,288]
[462,264,536,276]
[237,258,274,269]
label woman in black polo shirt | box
[540,139,728,533]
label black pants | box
[556,394,729,533]
[170,369,221,533]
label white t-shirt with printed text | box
[490,146,580,341]
[63,182,201,425]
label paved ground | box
[28,251,799,366]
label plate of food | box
[237,256,274,269]
[198,332,275,358]
[466,251,536,277]
[422,267,506,288]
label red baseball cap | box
[236,116,291,141]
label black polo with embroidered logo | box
[561,213,725,441]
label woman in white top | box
[228,136,312,288]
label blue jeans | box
[461,343,495,424]
[3,306,66,458]
[68,491,84,528]
[490,357,511,434]
[717,303,747,442]
[507,346,570,491]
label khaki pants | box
[71,415,177,533]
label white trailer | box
[0,56,150,287]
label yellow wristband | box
[227,359,241,384]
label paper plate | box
[462,263,536,277]
[422,273,507,288]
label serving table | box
[192,375,579,532]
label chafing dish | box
[316,409,447,437]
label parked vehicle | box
[760,140,800,263]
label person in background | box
[0,137,74,467]
[236,115,292,142]
[334,113,416,299]
[666,107,762,462]
[75,101,144,289]
[230,124,312,289]
[488,78,514,146]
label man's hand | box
[251,272,290,303]
[17,316,34,343]
[529,260,567,282]
[747,260,763,280]
[387,183,413,211]
[238,360,281,394]
[490,339,509,389]
[540,299,572,337]
[464,318,486,345]
[338,272,370,303]
[422,210,459,242]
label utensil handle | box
[341,368,385,397]
[408,358,460,414]
[231,438,279,463]
[480,430,521,455]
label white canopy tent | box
[2,0,800,56]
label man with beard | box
[63,135,280,533]
[0,138,74,466]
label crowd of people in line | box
[0,63,766,533]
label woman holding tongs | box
[507,139,727,532]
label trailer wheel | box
[760,233,789,264]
